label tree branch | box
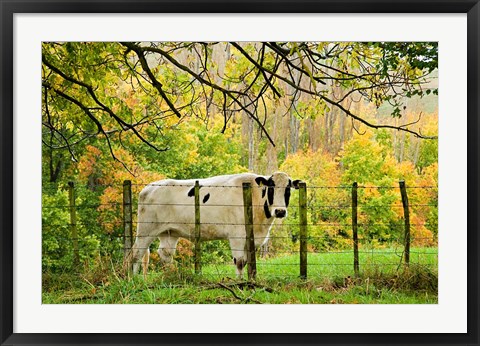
[122,42,276,146]
[121,42,182,118]
[43,54,169,152]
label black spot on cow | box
[267,177,275,205]
[255,176,269,186]
[203,193,210,203]
[256,175,275,205]
[292,179,302,189]
[256,176,275,204]
[264,200,272,218]
[285,185,291,207]
[187,185,202,197]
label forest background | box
[41,42,438,277]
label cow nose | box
[274,209,286,218]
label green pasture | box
[43,248,437,304]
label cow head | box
[255,172,301,219]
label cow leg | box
[131,235,155,275]
[157,233,179,266]
[142,248,150,279]
[229,238,247,279]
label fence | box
[42,180,438,281]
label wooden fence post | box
[352,182,359,277]
[399,180,411,267]
[123,180,133,271]
[243,182,256,281]
[194,180,202,274]
[68,182,80,268]
[299,182,308,280]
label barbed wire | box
[43,182,439,189]
[42,243,439,255]
[123,261,437,267]
[61,220,431,226]
[59,221,434,229]
[42,237,435,247]
[42,203,438,209]
[44,241,438,251]
[46,233,437,241]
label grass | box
[42,248,437,304]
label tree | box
[42,42,438,171]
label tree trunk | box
[324,110,330,151]
[248,115,255,171]
[399,130,406,162]
[290,112,299,153]
[393,117,399,161]
[329,107,337,153]
[413,137,420,166]
[266,110,279,173]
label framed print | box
[1,1,479,345]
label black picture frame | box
[1,1,478,345]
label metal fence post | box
[299,182,308,280]
[123,180,133,272]
[399,180,411,267]
[194,180,202,274]
[352,182,359,277]
[243,182,256,281]
[68,181,80,269]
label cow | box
[129,172,301,278]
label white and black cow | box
[130,172,300,277]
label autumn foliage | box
[41,40,438,274]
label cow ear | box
[292,179,302,189]
[255,176,269,186]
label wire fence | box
[42,179,438,281]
